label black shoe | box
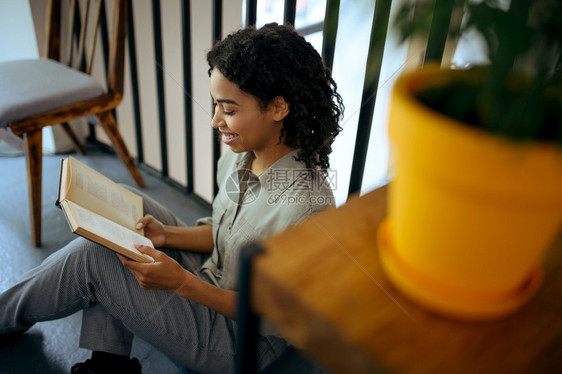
[0,330,28,346]
[71,357,142,374]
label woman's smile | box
[218,129,239,145]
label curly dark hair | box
[206,23,344,174]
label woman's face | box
[210,69,285,155]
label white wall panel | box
[190,0,214,203]
[133,0,162,171]
[116,35,139,159]
[220,0,244,157]
[0,1,39,62]
[161,0,187,186]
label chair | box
[0,0,144,246]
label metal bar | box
[182,0,194,194]
[152,0,169,177]
[424,0,455,64]
[322,0,340,71]
[212,0,222,197]
[213,0,222,43]
[348,0,392,196]
[284,0,296,25]
[126,0,144,164]
[235,243,264,374]
[246,0,257,27]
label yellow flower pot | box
[379,66,562,320]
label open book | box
[57,157,154,263]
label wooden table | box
[246,185,562,374]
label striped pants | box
[0,188,287,373]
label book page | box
[62,200,153,262]
[61,157,143,232]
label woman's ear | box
[272,96,290,122]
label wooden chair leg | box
[97,111,145,187]
[60,122,86,155]
[24,130,42,247]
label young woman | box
[0,23,343,373]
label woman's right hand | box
[136,214,166,248]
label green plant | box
[394,0,562,144]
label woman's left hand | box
[119,245,194,292]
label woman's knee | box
[62,238,119,269]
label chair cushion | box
[0,58,104,127]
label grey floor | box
[0,140,211,374]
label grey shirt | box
[197,149,335,291]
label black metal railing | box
[113,0,456,206]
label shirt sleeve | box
[196,216,213,226]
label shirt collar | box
[234,149,302,180]
[259,150,314,196]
